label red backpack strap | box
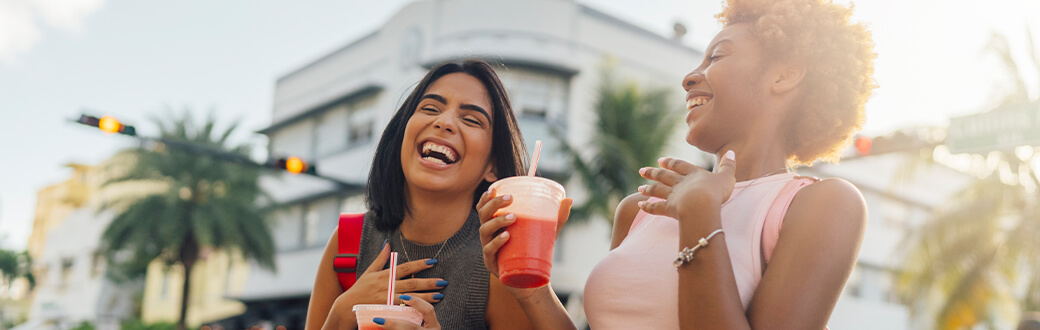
[762,176,819,264]
[334,213,365,291]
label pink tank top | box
[583,173,816,329]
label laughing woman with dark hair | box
[304,60,571,330]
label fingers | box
[637,199,670,217]
[482,231,510,268]
[479,213,515,245]
[394,259,438,279]
[395,278,448,293]
[365,240,392,274]
[374,317,423,330]
[478,189,513,224]
[639,166,682,186]
[555,198,573,238]
[637,183,672,199]
[658,157,701,176]
[715,150,737,177]
[401,295,440,329]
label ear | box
[482,162,498,183]
[770,61,807,94]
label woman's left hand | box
[636,150,737,219]
[374,295,441,329]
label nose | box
[682,69,704,91]
[432,115,455,134]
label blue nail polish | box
[383,238,389,247]
[436,280,448,287]
[373,317,385,325]
[433,293,445,300]
[400,294,412,300]
[426,259,438,265]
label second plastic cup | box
[353,304,423,330]
[489,176,566,288]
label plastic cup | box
[353,304,422,330]
[489,176,566,288]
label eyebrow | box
[420,93,492,124]
[706,38,734,53]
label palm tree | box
[98,111,276,330]
[554,65,683,224]
[895,26,1040,329]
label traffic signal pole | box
[71,113,356,187]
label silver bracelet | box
[673,229,724,268]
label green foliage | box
[554,64,682,224]
[69,321,96,330]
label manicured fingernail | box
[637,185,646,193]
[637,201,645,208]
[639,168,647,175]
[725,150,735,161]
[373,317,385,325]
[505,213,516,220]
[658,157,666,164]
[436,280,448,287]
[500,231,509,238]
[433,293,445,300]
[400,294,412,300]
[502,194,512,201]
[426,259,438,265]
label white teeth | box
[421,142,457,162]
[686,96,711,110]
[423,156,446,164]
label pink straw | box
[387,252,398,305]
[527,140,543,177]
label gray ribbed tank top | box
[356,210,489,329]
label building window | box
[91,251,104,278]
[273,206,304,251]
[160,271,170,300]
[315,105,349,157]
[304,203,320,247]
[60,258,74,288]
[500,69,567,121]
[348,96,377,146]
[881,199,909,230]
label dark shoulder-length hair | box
[366,60,527,232]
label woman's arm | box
[478,190,577,330]
[745,178,866,328]
[611,193,649,250]
[668,178,866,329]
[305,230,352,330]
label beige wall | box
[141,250,250,326]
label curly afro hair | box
[717,0,877,166]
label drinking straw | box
[387,252,398,305]
[527,140,543,177]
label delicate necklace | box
[398,230,449,278]
[721,167,789,207]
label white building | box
[233,0,965,328]
[27,207,137,330]
[803,147,976,330]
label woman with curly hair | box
[478,0,877,328]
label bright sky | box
[1,0,1038,250]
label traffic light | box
[855,136,872,155]
[76,114,136,136]
[273,156,316,175]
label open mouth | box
[687,96,712,111]
[419,141,459,165]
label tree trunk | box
[178,234,198,330]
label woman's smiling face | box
[400,72,498,195]
[681,23,773,153]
